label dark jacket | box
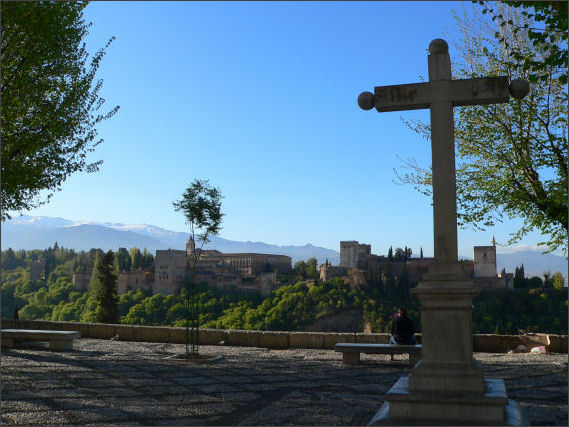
[390,314,415,344]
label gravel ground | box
[1,339,567,425]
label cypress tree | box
[115,247,131,271]
[89,253,100,291]
[93,250,119,324]
[130,247,142,270]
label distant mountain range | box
[1,216,340,265]
[494,250,567,280]
[2,215,566,278]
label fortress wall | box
[2,319,566,353]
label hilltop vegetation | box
[1,247,567,335]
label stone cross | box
[359,39,529,424]
[358,38,528,267]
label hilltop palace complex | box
[72,237,292,297]
[71,237,512,296]
[319,241,513,290]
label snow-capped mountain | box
[1,215,340,265]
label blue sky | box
[21,1,558,257]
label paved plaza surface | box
[1,339,567,426]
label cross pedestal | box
[358,39,529,426]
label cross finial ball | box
[357,91,375,110]
[509,78,530,99]
[429,38,448,54]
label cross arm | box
[447,76,510,107]
[373,82,431,112]
[372,76,511,112]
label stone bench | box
[1,329,81,351]
[335,343,422,365]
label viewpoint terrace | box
[1,320,567,426]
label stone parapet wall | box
[1,319,567,353]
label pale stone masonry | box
[71,271,91,292]
[151,239,292,296]
[154,249,187,295]
[474,245,498,278]
[358,38,529,425]
[70,243,291,296]
[117,269,153,294]
[4,319,567,353]
[325,240,512,289]
[340,241,371,269]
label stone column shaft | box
[428,49,458,264]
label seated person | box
[390,307,416,345]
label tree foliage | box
[473,286,568,334]
[92,250,119,323]
[2,248,566,335]
[115,247,132,271]
[514,264,527,288]
[396,3,567,253]
[305,258,318,279]
[476,1,568,84]
[1,2,119,220]
[173,179,224,249]
[173,178,224,356]
[552,272,565,290]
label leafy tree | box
[89,248,104,264]
[420,247,424,259]
[130,247,142,270]
[387,246,393,261]
[543,271,553,288]
[294,260,307,278]
[396,3,567,253]
[393,247,405,262]
[115,248,132,272]
[306,258,318,279]
[472,287,567,334]
[476,1,568,84]
[0,2,119,219]
[140,248,154,269]
[527,276,544,289]
[514,263,527,288]
[2,248,19,270]
[43,246,57,280]
[552,272,565,290]
[173,178,223,357]
[92,250,119,323]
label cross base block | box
[368,377,528,426]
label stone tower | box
[340,241,359,268]
[340,241,371,270]
[473,245,497,278]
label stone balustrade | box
[1,319,566,353]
